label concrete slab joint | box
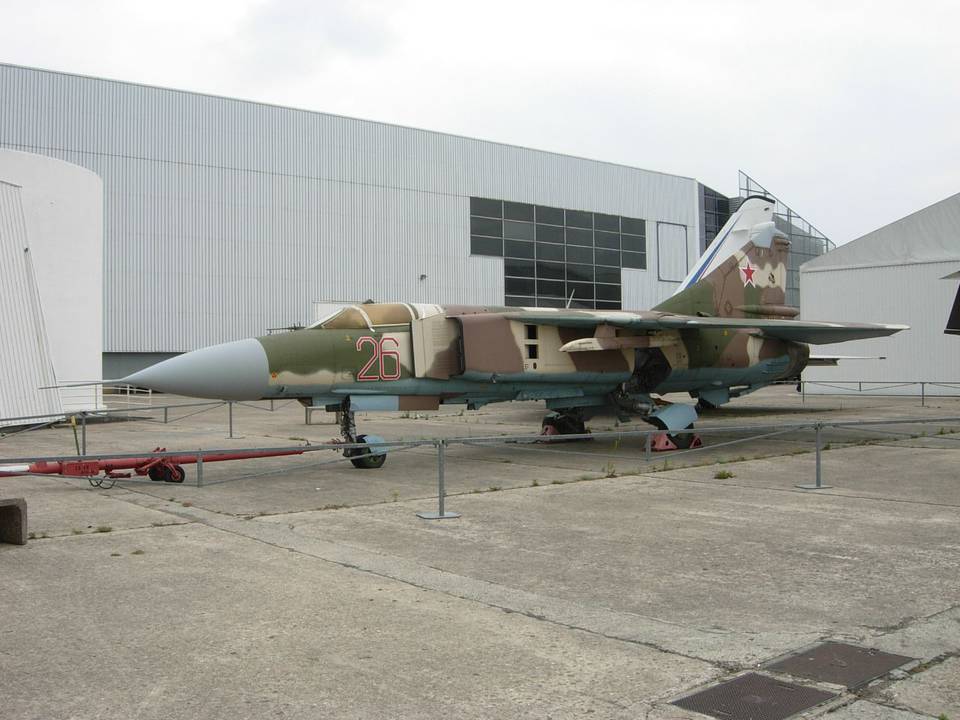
[0,497,27,545]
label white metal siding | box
[0,181,62,424]
[801,261,960,394]
[0,64,699,353]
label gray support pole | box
[305,406,310,425]
[163,406,169,424]
[270,399,275,412]
[417,440,460,520]
[644,432,652,462]
[801,381,806,404]
[80,412,87,456]
[921,383,926,407]
[796,422,832,490]
[196,451,204,487]
[228,402,234,438]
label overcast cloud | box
[1,0,957,243]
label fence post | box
[163,406,169,424]
[644,431,652,462]
[228,401,234,438]
[305,406,311,425]
[796,422,832,490]
[196,451,204,487]
[417,440,460,520]
[80,412,87,456]
[921,382,926,407]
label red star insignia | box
[740,263,756,286]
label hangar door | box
[657,222,689,282]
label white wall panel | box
[801,262,960,394]
[0,64,699,355]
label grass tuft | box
[714,470,735,479]
[94,525,112,533]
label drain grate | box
[671,672,835,720]
[765,641,914,689]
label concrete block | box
[0,498,27,545]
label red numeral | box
[356,337,380,381]
[356,336,401,381]
[379,336,401,380]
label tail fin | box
[654,196,795,318]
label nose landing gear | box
[338,398,388,469]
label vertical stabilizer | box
[654,196,795,318]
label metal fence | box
[3,414,958,521]
[796,380,960,404]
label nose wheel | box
[338,398,388,469]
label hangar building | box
[0,63,831,384]
[800,193,960,395]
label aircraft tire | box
[348,435,387,469]
[669,424,695,450]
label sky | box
[2,0,958,244]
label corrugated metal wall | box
[0,64,699,355]
[801,261,960,394]
[0,181,62,423]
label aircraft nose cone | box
[123,338,270,400]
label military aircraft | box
[122,196,907,467]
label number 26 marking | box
[356,336,401,381]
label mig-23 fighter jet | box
[123,196,907,467]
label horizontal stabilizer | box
[807,355,888,367]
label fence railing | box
[3,415,958,520]
[794,380,960,405]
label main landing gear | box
[338,399,387,469]
[540,409,589,438]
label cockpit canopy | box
[309,303,419,330]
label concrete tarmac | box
[0,386,958,718]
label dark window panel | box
[505,277,536,296]
[504,258,534,277]
[595,248,620,267]
[570,299,595,309]
[504,239,535,259]
[536,279,565,297]
[566,245,593,264]
[503,201,534,222]
[565,227,593,246]
[471,197,502,218]
[566,281,594,300]
[470,235,503,256]
[621,233,645,252]
[595,284,621,301]
[565,209,593,228]
[471,216,502,238]
[594,213,620,232]
[566,264,594,283]
[595,230,620,249]
[622,251,646,269]
[505,295,533,307]
[620,216,645,235]
[535,205,564,225]
[704,196,717,212]
[595,266,621,284]
[536,242,564,262]
[503,219,535,241]
[535,296,565,308]
[536,261,565,280]
[595,300,621,310]
[535,223,564,243]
